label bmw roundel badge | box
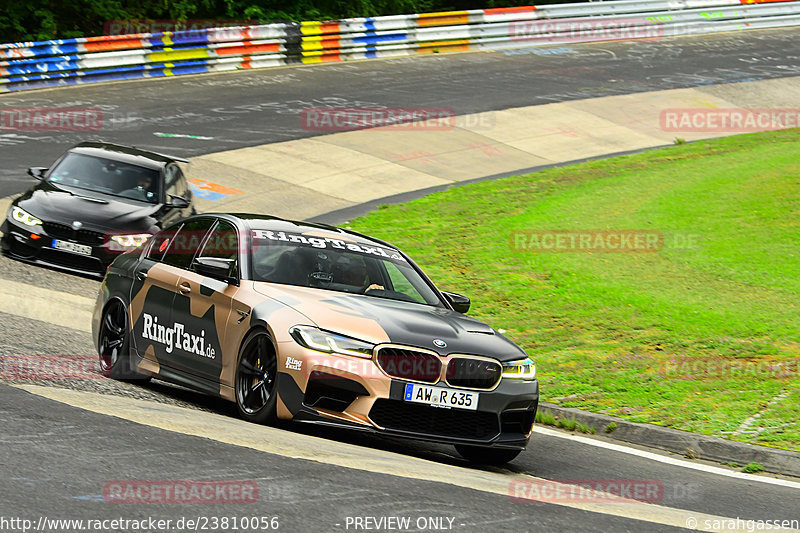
[433,339,447,348]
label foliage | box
[1,0,557,43]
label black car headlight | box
[109,233,152,248]
[11,206,42,227]
[502,358,536,380]
[290,326,374,359]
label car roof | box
[69,142,188,171]
[211,213,402,251]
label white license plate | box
[404,383,479,411]
[52,239,92,256]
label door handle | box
[178,282,191,294]
[136,271,147,281]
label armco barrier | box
[1,0,799,93]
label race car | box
[1,142,195,277]
[92,213,539,464]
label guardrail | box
[1,0,799,93]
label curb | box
[538,402,800,478]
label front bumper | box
[1,219,136,277]
[275,345,539,449]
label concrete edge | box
[537,403,800,478]
[308,145,666,225]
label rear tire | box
[454,444,522,465]
[98,300,149,381]
[235,329,278,424]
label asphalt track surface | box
[2,27,800,198]
[2,28,800,532]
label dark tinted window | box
[249,230,442,306]
[196,220,239,278]
[48,152,161,204]
[145,224,181,262]
[162,218,215,270]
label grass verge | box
[348,129,800,451]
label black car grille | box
[43,222,73,240]
[376,347,442,383]
[446,357,502,390]
[370,399,499,440]
[42,222,105,246]
[39,248,104,273]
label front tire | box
[98,300,149,381]
[235,329,278,424]
[454,444,522,465]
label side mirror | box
[442,291,471,314]
[166,195,190,209]
[193,257,238,285]
[27,167,47,180]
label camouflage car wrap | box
[92,214,539,454]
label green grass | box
[535,411,596,434]
[348,129,800,451]
[742,462,765,474]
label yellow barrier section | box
[417,11,471,26]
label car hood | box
[253,282,527,362]
[13,181,161,231]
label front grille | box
[446,357,502,390]
[39,248,104,273]
[43,222,73,240]
[77,229,105,246]
[42,222,105,246]
[370,399,499,440]
[376,347,442,383]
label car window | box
[48,152,161,204]
[384,262,428,304]
[145,225,181,262]
[195,220,239,278]
[162,218,215,270]
[250,230,443,306]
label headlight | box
[290,326,374,359]
[110,234,152,248]
[502,358,536,380]
[11,206,42,227]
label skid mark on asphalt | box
[0,278,93,333]
[14,383,794,533]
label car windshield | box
[47,152,161,204]
[250,229,443,307]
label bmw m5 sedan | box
[92,213,539,464]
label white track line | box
[534,426,800,490]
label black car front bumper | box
[1,219,114,277]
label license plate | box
[52,239,92,256]
[404,383,479,411]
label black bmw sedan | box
[1,142,195,277]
